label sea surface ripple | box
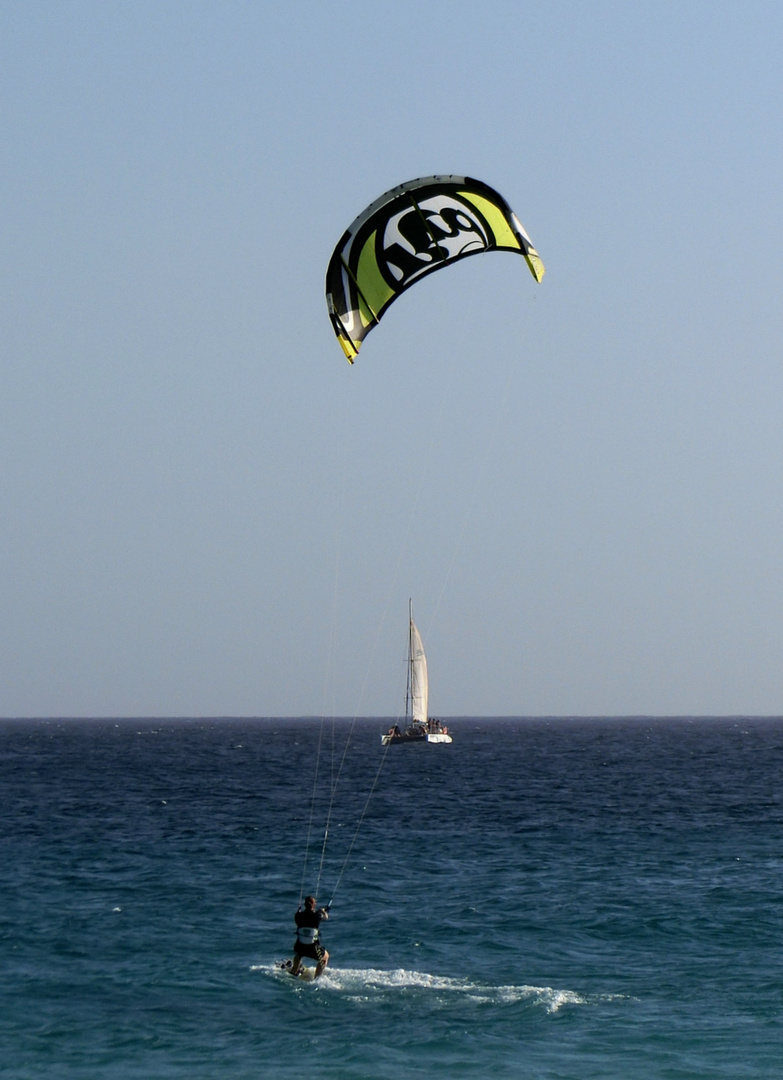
[2,716,783,1078]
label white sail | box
[409,618,428,726]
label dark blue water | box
[2,717,782,1078]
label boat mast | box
[405,599,413,722]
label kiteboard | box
[277,960,316,981]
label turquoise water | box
[2,717,782,1078]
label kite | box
[325,175,544,362]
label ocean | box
[2,716,782,1079]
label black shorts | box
[294,938,326,962]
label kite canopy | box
[325,175,544,362]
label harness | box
[296,924,319,945]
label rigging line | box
[321,604,411,904]
[309,348,457,899]
[312,712,342,900]
[296,484,364,898]
[328,741,392,905]
[325,372,354,732]
[314,713,344,898]
[314,693,371,895]
[299,715,328,907]
[427,294,540,638]
[314,706,389,900]
[311,384,367,895]
[311,699,356,900]
[310,352,459,889]
[311,509,424,897]
[321,477,345,730]
[311,364,449,826]
[309,383,351,901]
[348,349,458,724]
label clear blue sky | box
[3,1,782,717]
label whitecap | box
[253,963,603,1012]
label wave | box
[253,963,621,1013]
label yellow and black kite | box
[325,175,544,362]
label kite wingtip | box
[338,337,359,363]
[528,252,546,283]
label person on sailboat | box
[290,895,330,978]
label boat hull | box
[381,724,452,745]
[381,729,426,745]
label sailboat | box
[381,603,452,745]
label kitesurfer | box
[290,895,329,978]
